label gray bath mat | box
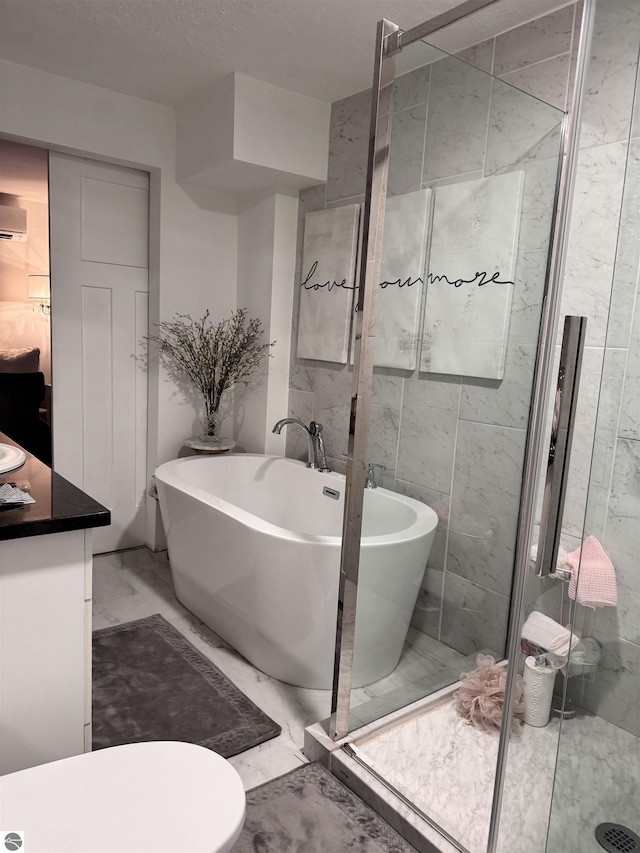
[92,613,281,756]
[234,762,418,852]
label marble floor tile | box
[91,556,138,604]
[92,547,465,790]
[94,548,639,851]
[545,711,640,853]
[354,698,640,853]
[229,741,308,790]
[351,630,459,707]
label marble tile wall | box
[558,0,640,738]
[566,76,640,737]
[286,2,639,730]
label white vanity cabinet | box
[0,436,109,775]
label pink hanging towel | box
[565,535,617,608]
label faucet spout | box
[272,418,317,468]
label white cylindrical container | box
[523,656,556,727]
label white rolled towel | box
[521,611,578,659]
[530,543,569,571]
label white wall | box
[235,190,298,453]
[177,73,330,194]
[0,59,238,547]
[233,75,330,181]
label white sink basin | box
[0,443,26,475]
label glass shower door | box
[493,17,640,853]
[328,18,569,853]
[336,38,565,726]
[544,40,640,853]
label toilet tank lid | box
[1,741,246,853]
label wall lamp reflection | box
[28,274,51,315]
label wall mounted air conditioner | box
[0,204,27,241]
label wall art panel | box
[296,204,360,363]
[420,171,525,380]
[375,188,433,370]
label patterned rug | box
[234,762,418,852]
[92,613,281,756]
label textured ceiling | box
[0,0,569,107]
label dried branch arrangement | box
[146,308,273,438]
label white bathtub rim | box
[155,454,438,547]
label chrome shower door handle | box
[536,315,587,577]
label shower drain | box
[595,823,640,852]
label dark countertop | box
[0,433,110,541]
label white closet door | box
[49,153,149,554]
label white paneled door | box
[49,153,149,554]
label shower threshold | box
[305,676,546,853]
[304,681,640,853]
[304,680,466,853]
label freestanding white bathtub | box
[155,454,438,689]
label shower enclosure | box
[540,35,640,853]
[302,1,639,852]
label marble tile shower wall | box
[287,2,640,717]
[288,6,576,659]
[565,2,640,737]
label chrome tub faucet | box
[272,418,332,472]
[272,418,316,467]
[365,462,385,489]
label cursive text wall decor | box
[374,188,433,370]
[420,171,525,380]
[296,204,360,363]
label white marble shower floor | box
[92,546,465,792]
[353,692,640,853]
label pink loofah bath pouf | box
[453,654,525,736]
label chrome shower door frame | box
[330,1,597,850]
[329,16,398,739]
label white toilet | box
[0,741,246,853]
